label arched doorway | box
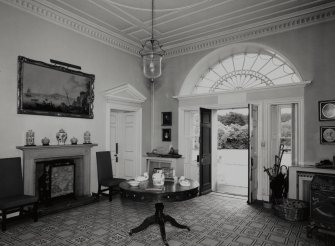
[177,43,309,202]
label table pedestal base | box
[129,202,190,246]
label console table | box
[119,179,198,246]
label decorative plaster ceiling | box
[2,0,335,57]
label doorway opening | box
[216,108,248,197]
[110,109,137,179]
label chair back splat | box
[0,157,38,231]
[0,157,24,198]
[96,151,114,182]
[96,151,126,201]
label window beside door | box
[271,103,298,167]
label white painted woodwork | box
[110,111,136,179]
[16,144,97,196]
[288,166,335,200]
[105,83,146,179]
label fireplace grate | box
[38,159,75,204]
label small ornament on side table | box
[41,137,50,146]
[152,169,165,186]
[56,129,67,145]
[70,137,78,145]
[83,131,91,144]
[25,130,35,146]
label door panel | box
[200,108,212,195]
[110,111,136,179]
[123,112,136,179]
[248,104,258,204]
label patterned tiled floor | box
[0,193,333,245]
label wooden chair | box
[0,157,38,231]
[96,151,126,201]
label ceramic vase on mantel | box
[83,131,91,144]
[56,129,67,145]
[25,130,35,146]
[70,137,78,145]
[41,137,50,146]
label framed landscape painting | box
[17,56,95,119]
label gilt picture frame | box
[17,56,95,119]
[319,100,335,121]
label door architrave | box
[105,84,146,178]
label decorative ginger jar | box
[41,137,50,146]
[83,131,91,144]
[152,170,165,186]
[25,130,35,146]
[56,129,67,145]
[70,137,78,145]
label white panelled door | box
[110,110,136,179]
[248,104,259,204]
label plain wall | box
[154,20,335,164]
[0,3,152,192]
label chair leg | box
[33,203,38,222]
[98,184,102,196]
[1,210,7,231]
[109,186,113,201]
[19,207,24,216]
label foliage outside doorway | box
[216,108,248,197]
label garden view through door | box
[216,108,249,197]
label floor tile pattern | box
[0,193,333,245]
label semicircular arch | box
[178,42,303,96]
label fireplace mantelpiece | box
[17,144,97,196]
[288,166,335,200]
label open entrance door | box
[248,104,258,204]
[199,108,212,195]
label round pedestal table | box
[119,179,199,246]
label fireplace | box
[37,159,75,203]
[17,144,97,197]
[309,175,335,234]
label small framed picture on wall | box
[162,129,171,142]
[320,126,335,144]
[162,112,172,126]
[319,100,335,121]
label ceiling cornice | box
[1,0,335,58]
[165,6,335,58]
[0,0,141,56]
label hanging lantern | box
[140,0,166,81]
